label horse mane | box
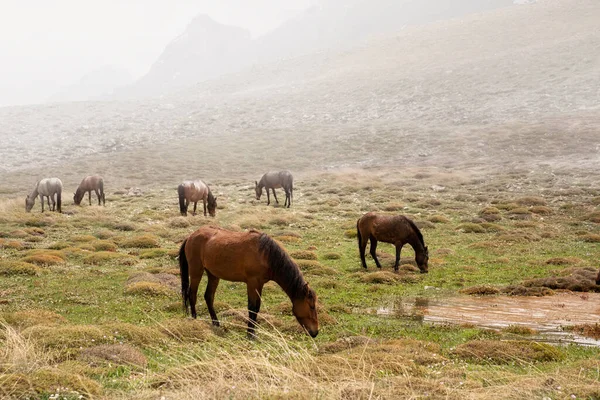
[406,218,426,248]
[258,233,305,300]
[207,189,216,206]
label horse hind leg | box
[271,188,279,204]
[40,195,45,213]
[369,237,383,269]
[50,194,56,211]
[88,190,92,205]
[95,189,101,205]
[246,283,263,339]
[394,244,404,272]
[188,269,205,319]
[204,271,221,326]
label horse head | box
[208,195,217,217]
[254,181,262,200]
[73,190,83,205]
[416,246,429,274]
[292,283,319,338]
[25,195,34,212]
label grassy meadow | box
[1,168,600,399]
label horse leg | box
[192,202,197,216]
[203,198,207,217]
[246,283,263,339]
[266,189,270,205]
[369,237,383,269]
[88,191,92,205]
[40,195,45,213]
[50,194,56,211]
[95,189,101,205]
[394,244,404,272]
[204,271,221,327]
[272,188,279,204]
[359,232,369,269]
[188,269,205,319]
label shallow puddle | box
[368,293,600,346]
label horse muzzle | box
[308,329,319,338]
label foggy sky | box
[0,0,313,107]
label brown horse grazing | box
[177,180,217,217]
[255,171,293,208]
[25,178,63,213]
[357,212,429,273]
[74,175,105,206]
[179,226,318,338]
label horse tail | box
[179,238,190,314]
[56,188,62,213]
[178,184,186,215]
[356,218,362,252]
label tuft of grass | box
[0,369,102,397]
[459,285,500,295]
[124,282,174,297]
[579,234,600,243]
[158,319,213,342]
[529,206,553,215]
[359,271,413,284]
[1,240,25,250]
[322,252,342,260]
[70,234,97,242]
[121,234,160,248]
[113,222,137,231]
[0,261,41,276]
[139,248,169,259]
[344,229,357,238]
[21,324,110,351]
[168,217,191,228]
[516,196,547,206]
[502,325,536,335]
[290,250,318,260]
[21,253,64,266]
[82,252,136,266]
[3,310,66,330]
[383,203,404,211]
[545,257,583,266]
[452,340,564,364]
[296,260,337,276]
[47,241,71,250]
[569,324,600,339]
[91,240,117,252]
[456,223,485,233]
[428,215,450,223]
[79,344,148,368]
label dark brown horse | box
[357,212,429,273]
[255,171,293,207]
[177,180,217,217]
[179,226,318,338]
[74,175,105,206]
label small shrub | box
[113,222,137,231]
[360,271,404,284]
[47,241,71,250]
[502,325,536,335]
[0,370,102,398]
[158,319,212,342]
[479,207,500,215]
[290,250,318,260]
[545,257,583,266]
[94,229,115,239]
[121,234,160,248]
[570,324,600,339]
[168,217,191,228]
[3,309,66,330]
[0,261,41,276]
[1,240,24,250]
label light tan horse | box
[179,226,319,338]
[177,180,217,217]
[74,175,105,206]
[357,212,429,273]
[25,178,63,213]
[255,170,294,207]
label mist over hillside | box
[0,0,598,191]
[119,0,514,98]
[48,66,133,104]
